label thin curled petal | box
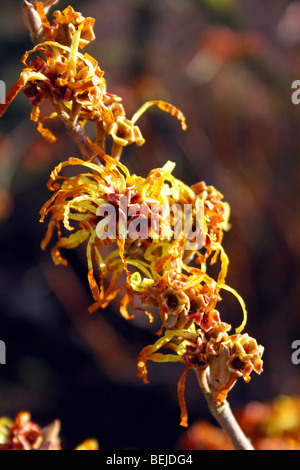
[177,365,192,427]
[219,283,248,334]
[35,1,52,39]
[131,100,187,131]
[37,112,58,143]
[0,69,47,118]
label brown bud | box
[208,346,237,405]
[22,1,44,43]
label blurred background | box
[1,0,300,450]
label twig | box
[65,121,94,159]
[195,368,254,451]
[51,102,104,166]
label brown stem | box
[64,100,102,162]
[66,123,105,168]
[69,98,81,126]
[66,123,95,158]
[52,102,104,167]
[195,368,254,451]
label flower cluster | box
[0,1,186,160]
[0,1,263,428]
[136,319,263,426]
[0,411,98,450]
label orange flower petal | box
[35,2,52,40]
[177,365,192,427]
[131,100,187,131]
[0,69,45,118]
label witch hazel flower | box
[0,2,187,160]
